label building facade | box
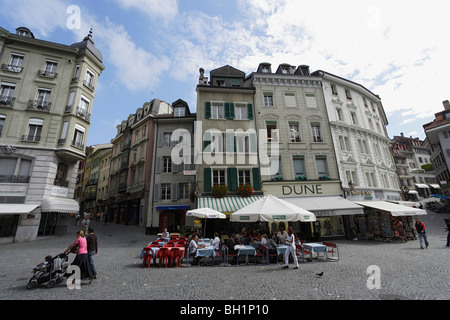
[0,27,104,243]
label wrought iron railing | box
[1,64,23,73]
[22,134,41,142]
[0,175,30,183]
[38,70,58,79]
[27,100,51,111]
[0,96,15,107]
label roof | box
[70,29,103,63]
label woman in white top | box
[211,232,221,250]
[282,227,298,269]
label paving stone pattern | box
[1,209,450,301]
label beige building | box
[0,27,104,242]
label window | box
[72,124,85,149]
[235,104,247,120]
[336,108,343,121]
[78,96,90,119]
[345,89,352,100]
[73,65,81,82]
[174,107,185,117]
[0,158,31,183]
[289,123,301,142]
[266,122,278,142]
[84,69,95,90]
[161,184,171,200]
[36,88,51,108]
[269,155,282,177]
[345,170,358,186]
[5,54,24,73]
[162,156,172,173]
[263,93,274,107]
[350,112,357,125]
[231,79,240,87]
[0,82,15,106]
[284,93,296,108]
[163,133,171,147]
[238,169,251,185]
[41,60,57,78]
[331,84,338,95]
[212,169,226,186]
[215,78,225,86]
[24,118,43,142]
[211,103,224,119]
[311,123,322,142]
[293,156,305,176]
[54,163,68,187]
[261,66,270,73]
[179,183,190,199]
[236,133,248,153]
[0,115,5,137]
[316,156,328,176]
[305,93,317,108]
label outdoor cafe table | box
[141,246,185,266]
[303,242,327,262]
[234,245,256,265]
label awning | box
[283,196,364,217]
[0,204,40,215]
[41,196,79,214]
[429,184,441,189]
[388,201,421,208]
[354,201,427,217]
[415,183,429,189]
[197,196,263,214]
[156,205,190,211]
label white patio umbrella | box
[230,194,317,222]
[186,207,227,237]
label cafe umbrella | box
[230,194,317,222]
[186,207,227,237]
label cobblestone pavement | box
[1,208,449,302]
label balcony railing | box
[53,179,69,187]
[1,64,23,73]
[83,80,95,91]
[22,135,41,142]
[27,100,51,112]
[76,107,91,121]
[57,138,66,145]
[38,70,58,79]
[0,175,30,183]
[71,140,85,150]
[0,96,15,107]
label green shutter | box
[247,103,254,120]
[229,103,235,119]
[252,168,261,191]
[227,168,238,191]
[204,168,212,192]
[224,102,230,119]
[205,102,211,119]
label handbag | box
[70,243,79,254]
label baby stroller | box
[26,253,71,289]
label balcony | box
[0,96,15,107]
[27,100,51,112]
[37,70,58,79]
[53,179,69,187]
[22,135,41,142]
[1,64,23,73]
[0,175,30,183]
[76,107,91,122]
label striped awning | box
[197,196,263,214]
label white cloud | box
[113,0,178,20]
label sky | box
[1,0,449,146]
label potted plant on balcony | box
[319,175,331,181]
[237,184,254,197]
[295,175,308,181]
[271,175,284,182]
[212,184,228,198]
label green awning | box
[197,196,263,214]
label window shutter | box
[203,131,211,152]
[155,157,161,174]
[252,167,261,190]
[172,183,178,201]
[205,102,211,119]
[204,168,212,192]
[153,184,160,202]
[225,132,235,153]
[249,132,257,153]
[224,102,230,119]
[227,168,238,191]
[172,161,179,173]
[157,132,163,147]
[229,103,235,119]
[247,104,254,120]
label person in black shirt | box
[414,217,429,249]
[87,228,98,279]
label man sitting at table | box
[188,235,206,265]
[261,234,277,254]
[161,228,169,238]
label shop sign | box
[239,216,250,221]
[271,215,286,220]
[282,184,323,196]
[51,186,68,198]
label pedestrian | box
[75,213,81,226]
[395,218,407,243]
[104,212,109,226]
[445,219,450,248]
[81,215,90,234]
[86,228,98,279]
[63,230,93,284]
[282,227,298,269]
[414,217,429,249]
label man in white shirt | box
[188,235,206,264]
[277,226,287,244]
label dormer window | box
[281,67,289,74]
[215,78,225,86]
[261,66,270,73]
[174,107,185,117]
[16,27,34,38]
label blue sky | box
[2,0,449,146]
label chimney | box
[443,100,450,110]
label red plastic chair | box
[169,248,181,267]
[163,243,173,248]
[142,247,153,268]
[157,248,170,268]
[148,243,157,247]
[259,244,278,265]
[175,244,184,247]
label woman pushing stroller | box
[62,230,93,284]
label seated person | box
[261,234,277,254]
[188,235,206,264]
[277,226,288,244]
[226,234,238,253]
[211,232,221,251]
[161,228,169,238]
[250,229,262,242]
